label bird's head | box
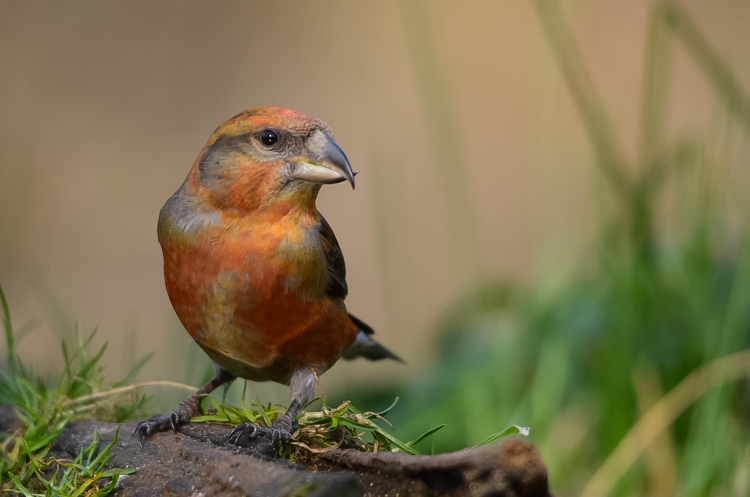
[186,107,355,213]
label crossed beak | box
[292,130,356,189]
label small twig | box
[61,381,198,407]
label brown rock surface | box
[304,438,550,497]
[3,410,551,496]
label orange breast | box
[160,212,356,378]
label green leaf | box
[77,341,108,383]
[474,425,530,447]
[241,400,260,424]
[371,397,400,418]
[406,424,446,447]
[8,473,36,497]
[90,425,122,472]
[333,417,375,431]
[256,396,272,427]
[370,425,420,455]
[112,352,154,387]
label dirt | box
[4,409,551,496]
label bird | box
[134,106,400,446]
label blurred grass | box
[398,0,481,289]
[350,2,750,496]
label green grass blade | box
[112,352,154,387]
[12,319,37,347]
[90,425,120,472]
[256,396,272,427]
[240,399,259,424]
[7,473,36,497]
[474,425,530,447]
[77,341,108,383]
[665,2,750,129]
[397,0,481,286]
[406,424,446,447]
[370,426,420,455]
[0,284,18,376]
[532,0,631,202]
[370,397,400,418]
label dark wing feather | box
[348,313,374,335]
[319,214,403,363]
[343,313,403,362]
[319,213,348,300]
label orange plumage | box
[135,107,399,445]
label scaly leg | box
[228,367,316,445]
[134,365,236,446]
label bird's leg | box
[134,365,236,447]
[228,367,316,445]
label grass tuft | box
[0,284,147,493]
[192,396,522,459]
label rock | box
[50,421,361,497]
[2,408,551,496]
[304,438,550,497]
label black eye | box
[260,129,278,146]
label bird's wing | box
[342,314,403,362]
[319,213,348,300]
[348,313,374,335]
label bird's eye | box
[260,129,279,146]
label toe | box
[227,423,260,445]
[133,421,150,448]
[169,411,180,433]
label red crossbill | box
[134,107,400,445]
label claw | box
[227,423,260,445]
[170,412,178,433]
[133,421,149,448]
[226,421,292,446]
[132,408,192,447]
[270,428,289,443]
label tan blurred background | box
[1,1,749,404]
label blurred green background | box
[1,1,750,495]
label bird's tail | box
[342,314,403,363]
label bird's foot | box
[227,416,297,446]
[133,397,198,447]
